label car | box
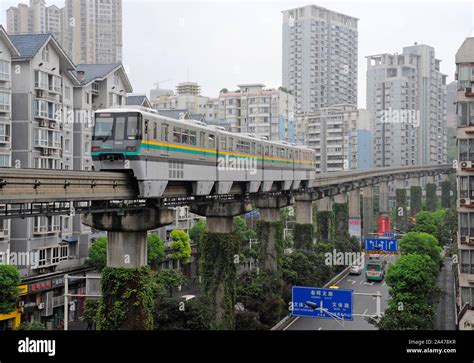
[349,265,362,275]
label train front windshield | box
[93,112,142,141]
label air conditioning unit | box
[460,161,472,169]
[37,302,45,310]
[460,198,471,206]
[470,76,474,83]
[37,90,44,98]
[39,119,47,127]
[49,121,57,129]
[460,236,468,243]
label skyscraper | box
[367,44,447,167]
[6,0,123,65]
[282,4,358,113]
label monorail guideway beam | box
[82,207,173,268]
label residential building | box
[455,37,474,329]
[127,94,152,108]
[63,0,123,64]
[296,104,359,172]
[6,0,123,64]
[209,84,296,143]
[367,44,447,168]
[0,26,20,270]
[282,4,358,113]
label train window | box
[173,127,181,143]
[289,150,293,159]
[93,116,113,140]
[114,117,126,140]
[153,122,157,139]
[126,116,139,139]
[190,131,197,146]
[200,132,205,148]
[182,129,189,144]
[161,124,169,142]
[208,134,216,148]
[221,137,227,150]
[264,145,269,156]
[257,144,262,154]
[251,142,255,154]
[229,138,233,151]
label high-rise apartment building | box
[367,44,447,168]
[6,0,123,64]
[296,104,359,172]
[282,4,358,113]
[455,37,474,329]
[210,84,296,143]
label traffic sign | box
[383,232,395,238]
[291,286,353,320]
[364,237,398,252]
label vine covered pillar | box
[190,200,253,330]
[378,180,389,215]
[294,192,315,250]
[255,196,292,273]
[362,185,374,239]
[316,196,333,241]
[82,207,174,330]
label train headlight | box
[91,146,99,152]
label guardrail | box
[271,265,352,331]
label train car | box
[91,106,316,198]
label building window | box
[42,45,49,62]
[0,60,10,81]
[0,123,10,143]
[0,153,10,167]
[0,91,10,112]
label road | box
[434,255,456,330]
[286,255,397,330]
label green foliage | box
[155,269,187,297]
[293,224,314,250]
[332,203,349,242]
[425,183,438,211]
[189,219,206,243]
[86,237,107,271]
[440,181,451,209]
[236,270,285,328]
[154,296,213,330]
[410,186,422,216]
[96,266,155,330]
[414,209,450,246]
[170,230,191,263]
[444,208,457,244]
[199,232,240,329]
[83,299,99,324]
[18,321,46,330]
[147,233,165,268]
[315,211,334,241]
[233,216,256,241]
[0,265,20,314]
[413,211,437,236]
[235,310,267,330]
[257,220,284,273]
[399,231,442,268]
[395,188,408,232]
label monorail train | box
[91,107,316,198]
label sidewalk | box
[434,256,456,330]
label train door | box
[161,123,169,155]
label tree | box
[147,233,165,269]
[395,188,408,232]
[189,219,206,243]
[0,265,20,314]
[86,237,107,271]
[441,181,451,208]
[154,296,213,330]
[398,232,442,268]
[18,321,46,330]
[369,254,440,330]
[233,216,256,241]
[413,211,437,236]
[155,269,187,297]
[170,230,192,267]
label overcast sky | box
[1,0,473,107]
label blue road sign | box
[291,286,353,320]
[364,237,398,252]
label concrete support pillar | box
[378,181,389,215]
[362,185,374,238]
[411,177,420,187]
[442,174,449,182]
[333,193,346,204]
[348,189,361,218]
[82,208,174,268]
[316,197,332,212]
[427,175,435,184]
[294,193,314,225]
[206,217,234,233]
